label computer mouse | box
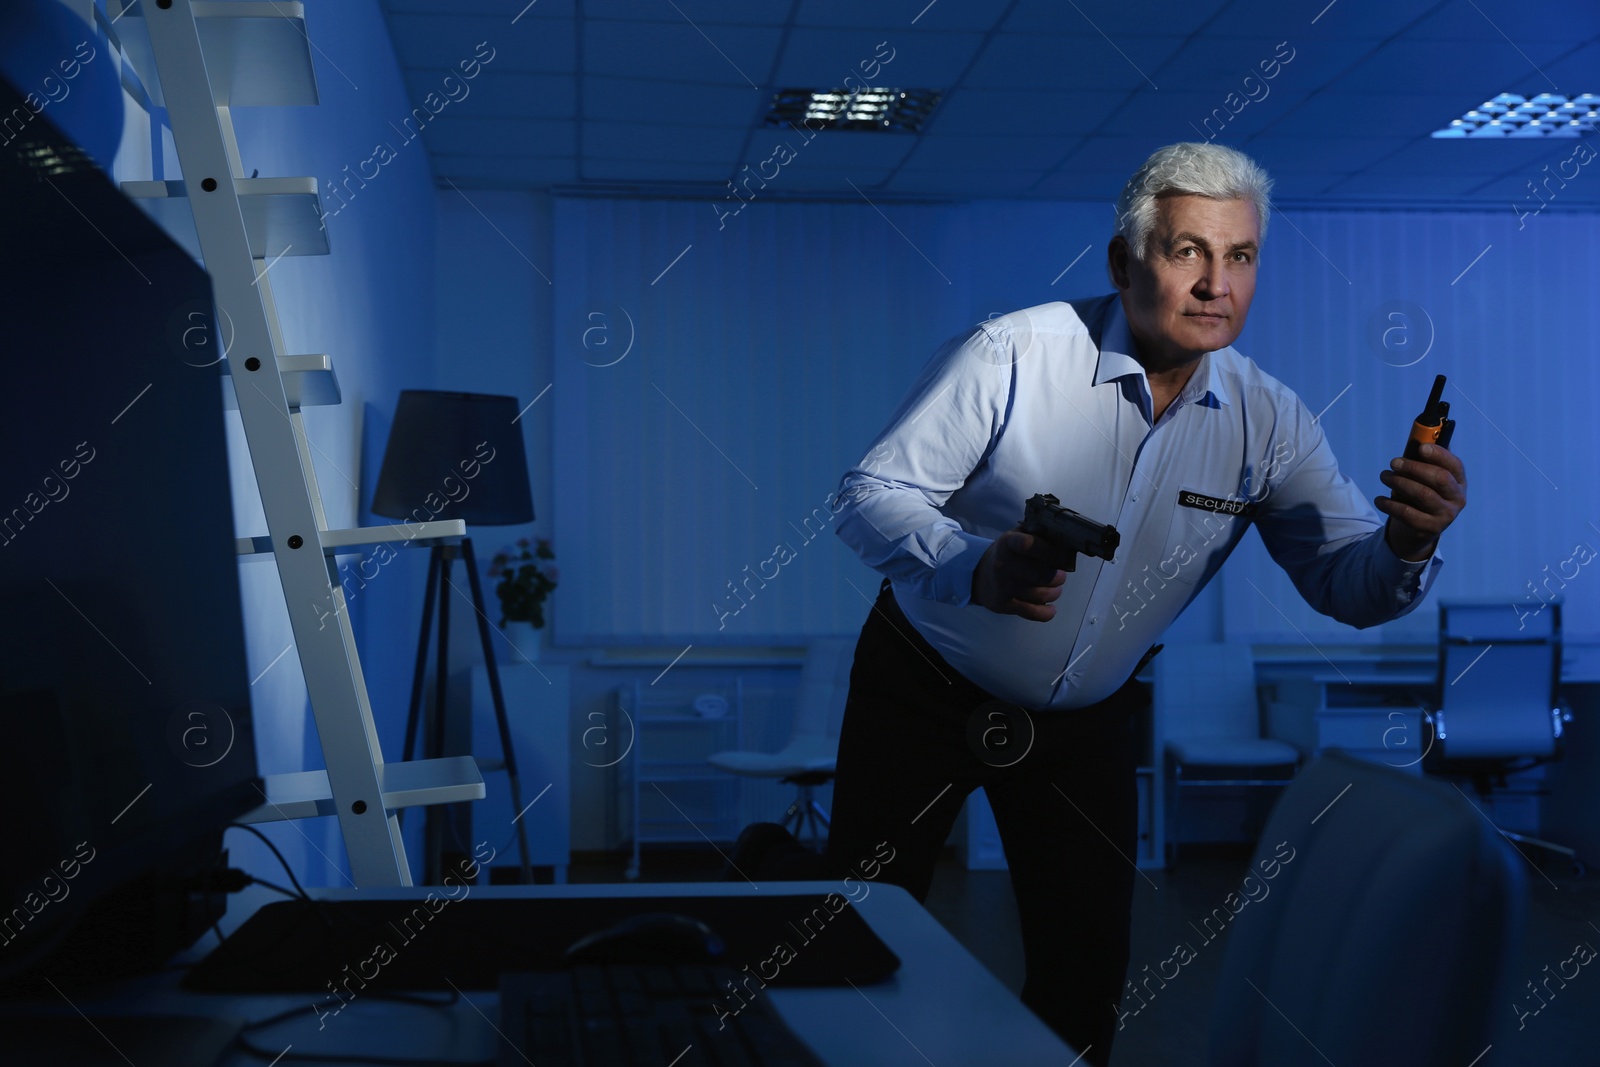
[561,912,727,966]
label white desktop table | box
[10,881,1079,1067]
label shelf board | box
[222,353,340,410]
[121,177,329,260]
[107,0,319,108]
[236,756,484,823]
[235,519,467,559]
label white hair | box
[1113,143,1274,262]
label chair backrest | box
[1209,751,1525,1067]
[1436,601,1561,760]
[790,637,856,744]
[1154,643,1259,740]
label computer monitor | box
[0,69,262,991]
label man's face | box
[1110,193,1260,368]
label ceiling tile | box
[886,168,1046,196]
[903,134,1079,171]
[406,71,575,119]
[1202,0,1440,40]
[794,0,1015,32]
[586,0,791,23]
[1327,40,1572,95]
[773,29,985,85]
[582,21,783,86]
[1153,36,1373,95]
[582,121,748,163]
[1257,91,1469,140]
[1043,135,1176,178]
[1406,1,1600,45]
[583,77,759,126]
[964,34,1185,91]
[423,116,576,156]
[384,0,574,14]
[1539,40,1600,93]
[928,89,1128,138]
[374,0,1600,209]
[1003,0,1224,37]
[1102,91,1285,144]
[386,14,577,73]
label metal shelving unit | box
[616,680,743,879]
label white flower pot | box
[502,620,543,664]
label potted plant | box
[489,537,558,661]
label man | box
[824,142,1464,1065]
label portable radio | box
[1403,374,1455,462]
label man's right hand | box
[970,529,1071,622]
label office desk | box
[5,882,1076,1067]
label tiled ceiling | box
[375,0,1600,207]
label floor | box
[565,842,1600,1066]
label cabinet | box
[615,680,744,880]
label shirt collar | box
[1092,296,1232,409]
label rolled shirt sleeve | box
[833,326,1016,606]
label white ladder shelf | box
[102,0,479,886]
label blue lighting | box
[1433,92,1600,138]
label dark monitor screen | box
[0,71,261,987]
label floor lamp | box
[371,390,537,886]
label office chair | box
[708,637,854,850]
[1155,643,1300,865]
[1209,750,1525,1067]
[1422,600,1581,873]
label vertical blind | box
[553,195,1599,645]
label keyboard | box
[498,964,828,1067]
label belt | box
[875,577,1161,709]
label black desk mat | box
[183,894,900,992]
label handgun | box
[1403,374,1456,462]
[1019,493,1120,572]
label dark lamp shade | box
[371,390,534,526]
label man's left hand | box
[1377,443,1466,562]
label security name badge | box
[1176,488,1258,518]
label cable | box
[234,988,489,1067]
[226,823,312,900]
[248,876,304,902]
[239,990,459,1035]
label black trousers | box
[825,579,1142,1067]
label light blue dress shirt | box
[833,294,1442,711]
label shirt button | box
[1132,494,1140,502]
[1089,616,1098,625]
